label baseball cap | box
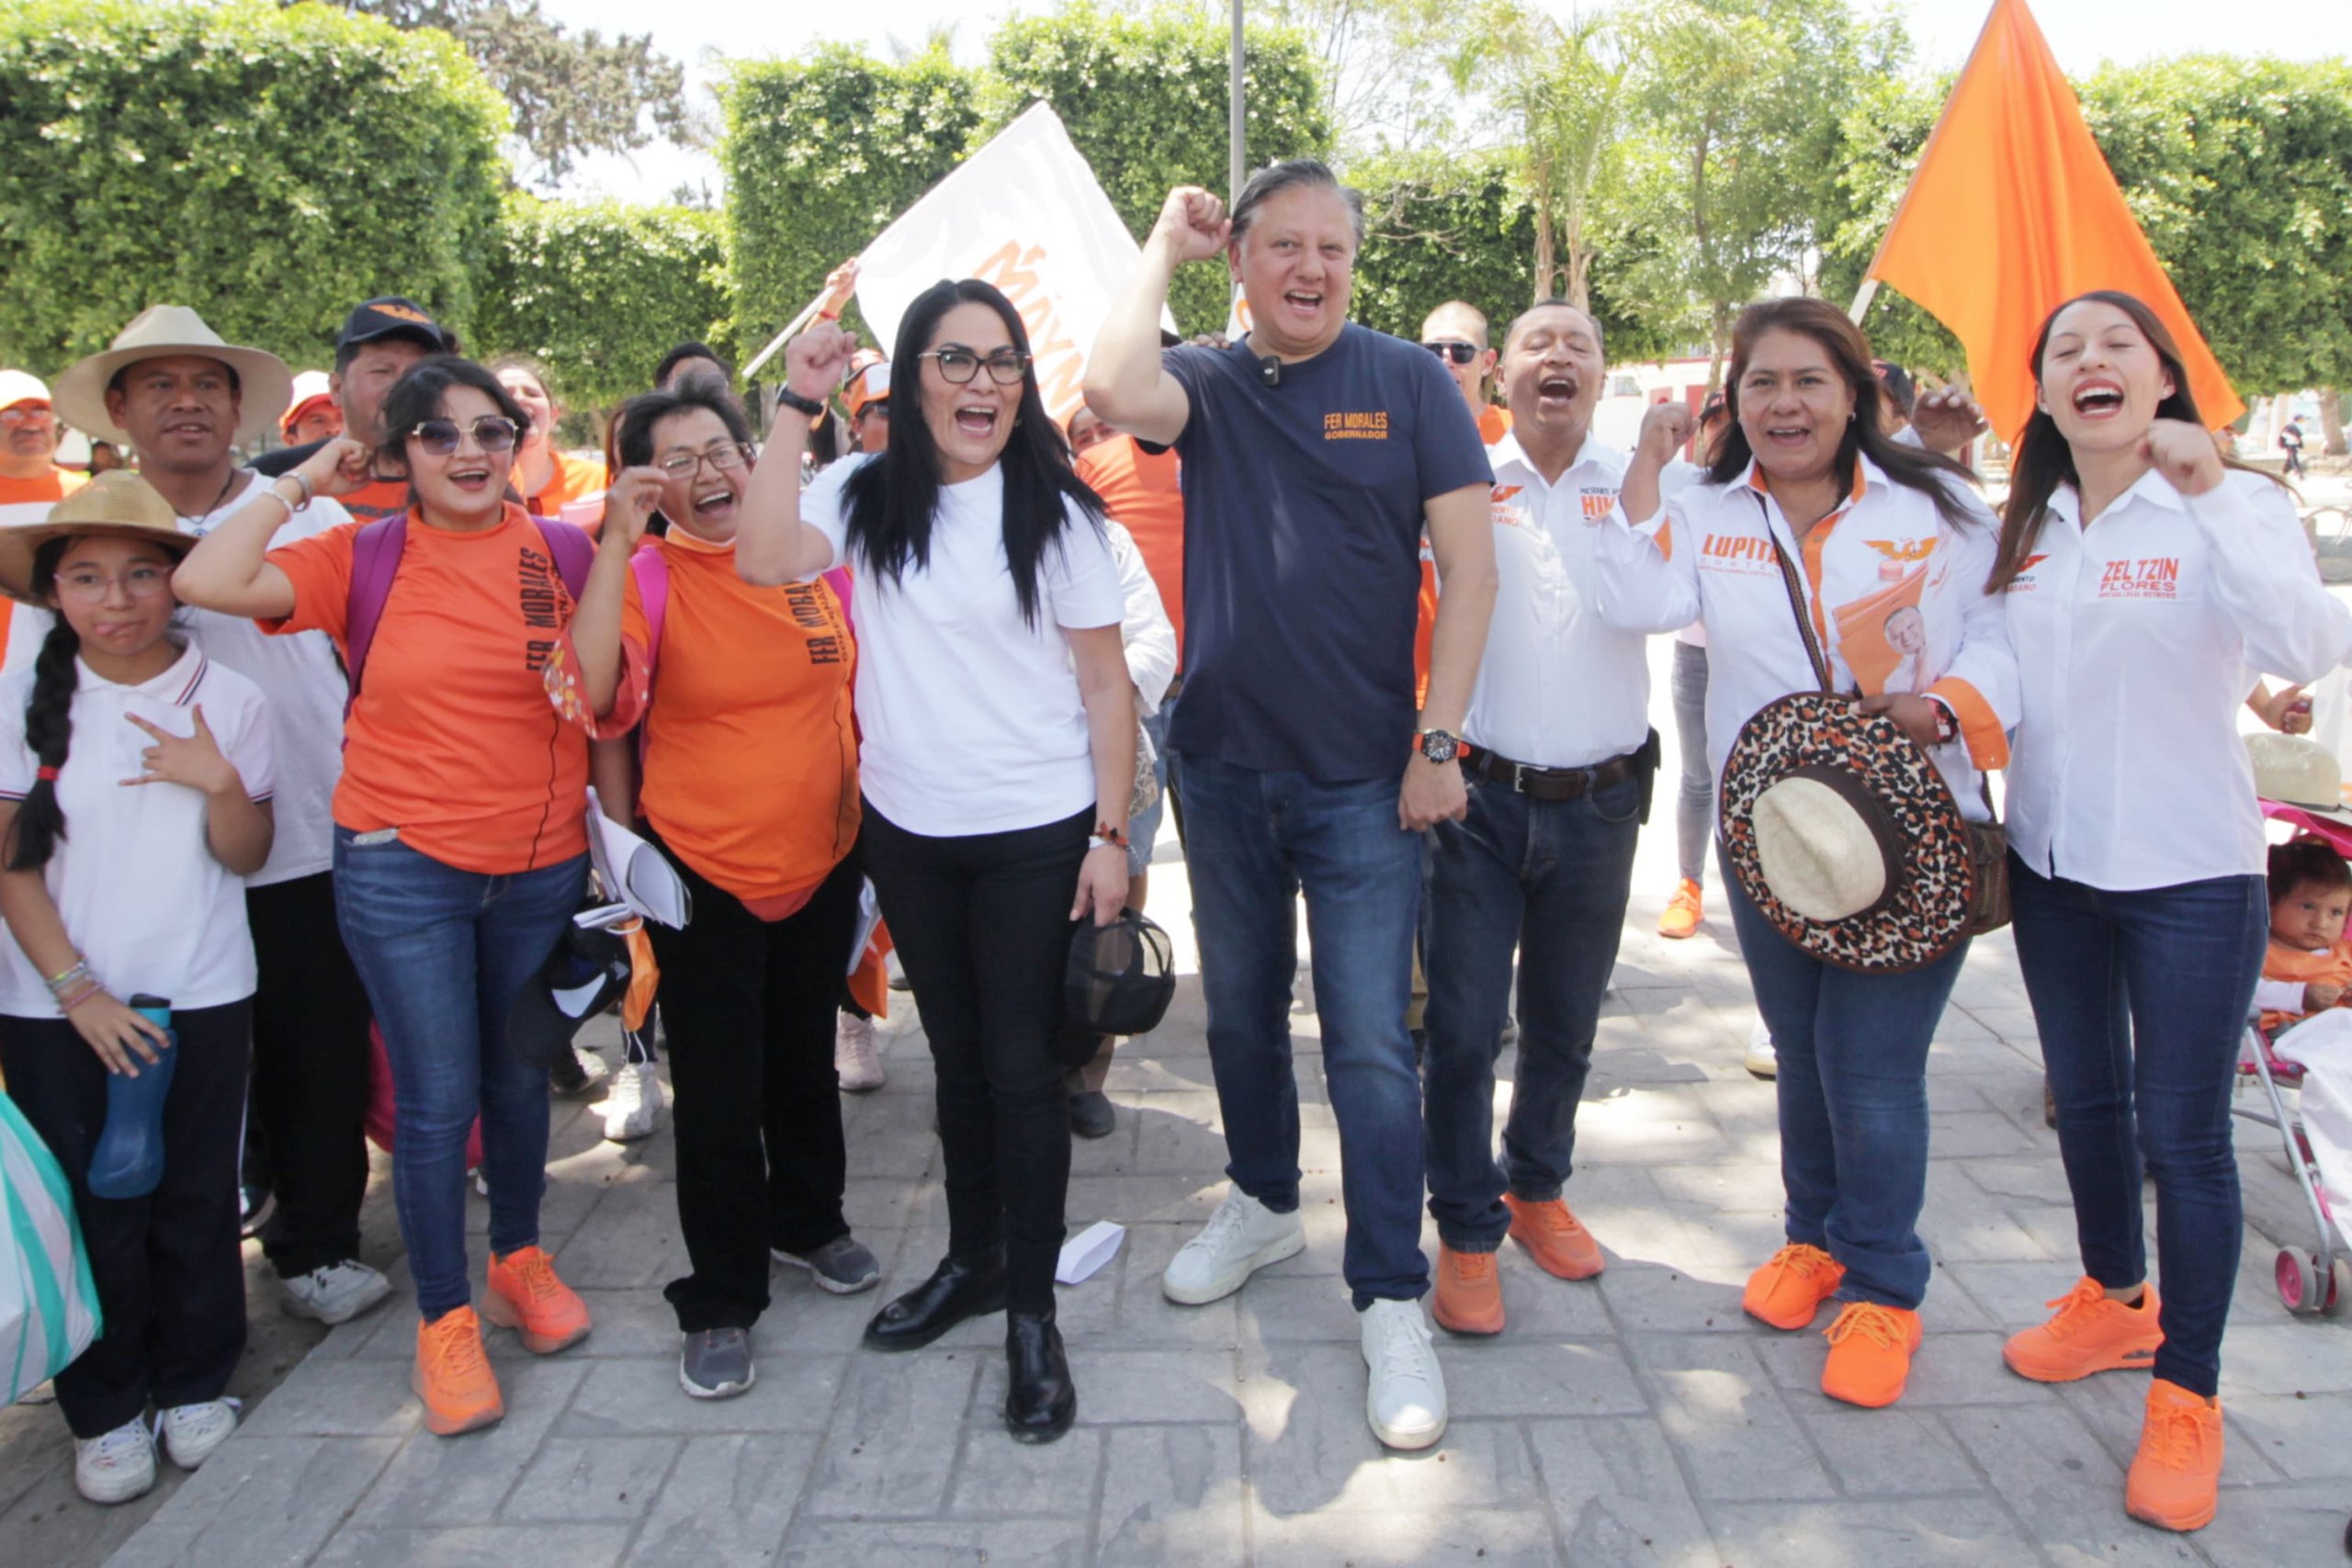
[506,919,632,1067]
[1871,358,1917,414]
[336,296,457,355]
[1065,909,1177,1043]
[845,361,891,421]
[0,369,50,412]
[280,369,337,435]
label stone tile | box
[237,1347,439,1438]
[2191,1479,2352,1566]
[975,1348,1241,1427]
[944,1427,1102,1518]
[101,1438,401,1568]
[311,1523,635,1566]
[778,1517,1091,1565]
[560,1353,847,1438]
[545,1182,688,1291]
[1232,1272,1363,1343]
[1594,1257,1759,1333]
[1246,1505,1562,1565]
[503,1436,677,1522]
[1923,1109,2041,1160]
[349,1359,590,1525]
[1430,1339,1648,1418]
[1941,1404,2205,1567]
[1095,1424,1246,1568]
[2224,1391,2352,1481]
[801,1351,977,1517]
[626,1433,816,1567]
[1792,1405,1981,1496]
[1628,1333,1837,1502]
[1523,1416,1722,1568]
[1245,1344,1540,1515]
[1703,1497,2041,1566]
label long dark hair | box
[1707,298,1976,530]
[7,538,84,872]
[841,279,1104,627]
[1990,290,2281,593]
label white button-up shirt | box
[1594,454,2018,821]
[2004,468,2352,889]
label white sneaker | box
[1161,1187,1306,1305]
[155,1397,241,1470]
[600,1061,665,1143]
[835,1013,886,1093]
[1744,1021,1778,1080]
[1360,1298,1448,1450]
[281,1258,393,1325]
[74,1418,156,1504]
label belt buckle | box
[1510,761,1534,794]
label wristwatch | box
[775,387,826,419]
[1413,728,1462,764]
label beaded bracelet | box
[43,958,93,999]
[52,978,103,1012]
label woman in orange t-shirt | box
[560,381,875,1399]
[492,355,607,519]
[172,356,594,1440]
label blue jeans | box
[1422,771,1643,1249]
[334,829,587,1320]
[2008,858,2265,1398]
[1724,867,1969,1310]
[1178,750,1427,1306]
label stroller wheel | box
[2325,1258,2352,1319]
[2278,1248,2324,1314]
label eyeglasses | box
[1,404,54,425]
[408,416,521,456]
[55,563,174,603]
[1422,342,1480,366]
[654,443,756,480]
[921,347,1033,386]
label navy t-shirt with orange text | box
[1160,325,1491,782]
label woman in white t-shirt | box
[735,279,1133,1447]
[0,476,275,1506]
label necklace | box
[175,466,243,536]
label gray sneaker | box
[679,1327,755,1400]
[774,1235,882,1295]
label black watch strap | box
[775,388,826,419]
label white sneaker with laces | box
[1360,1298,1447,1450]
[835,1013,886,1093]
[1744,1020,1778,1080]
[74,1418,156,1504]
[156,1397,242,1470]
[1161,1186,1306,1305]
[600,1061,665,1143]
[281,1258,393,1325]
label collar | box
[1487,429,1626,491]
[2045,465,2189,528]
[1742,453,1877,505]
[76,639,205,704]
[661,525,734,558]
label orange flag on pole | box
[1863,0,2241,443]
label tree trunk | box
[2322,388,2348,457]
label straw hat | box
[51,305,293,447]
[1719,692,1976,974]
[0,472,195,604]
[2248,732,2352,824]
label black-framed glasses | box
[921,347,1033,386]
[1422,341,1480,366]
[409,416,520,456]
[654,443,755,480]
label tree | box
[1255,0,1457,164]
[0,0,508,373]
[304,1,693,187]
[1816,72,1965,377]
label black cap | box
[337,296,457,355]
[506,921,631,1068]
[1871,358,1917,414]
[1064,909,1177,1044]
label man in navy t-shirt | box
[1086,160,1497,1453]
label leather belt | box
[1464,744,1643,802]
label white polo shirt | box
[2004,468,2352,890]
[0,644,276,1015]
[1594,454,2018,821]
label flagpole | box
[1229,0,1245,199]
[1849,279,1882,326]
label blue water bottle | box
[86,993,176,1201]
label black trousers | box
[247,872,374,1278]
[0,1000,251,1438]
[648,838,861,1332]
[862,800,1087,1316]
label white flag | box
[856,103,1178,422]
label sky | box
[541,0,2352,205]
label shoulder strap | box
[1750,490,1837,694]
[532,516,595,600]
[342,513,408,717]
[629,546,671,675]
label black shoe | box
[1068,1090,1115,1140]
[1003,1310,1076,1443]
[863,1251,1007,1351]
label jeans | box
[1177,750,1427,1307]
[1423,771,1643,1250]
[334,829,587,1320]
[2008,858,2266,1397]
[862,802,1091,1316]
[649,839,861,1332]
[1724,868,1968,1310]
[1671,641,1713,886]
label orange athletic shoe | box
[1820,1302,1923,1408]
[2125,1378,2224,1531]
[481,1246,592,1354]
[1658,878,1704,940]
[1504,1195,1605,1280]
[413,1305,504,1437]
[1431,1245,1506,1336]
[1742,1243,1845,1330]
[2001,1276,2164,1383]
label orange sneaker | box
[1503,1195,1605,1280]
[2125,1378,2223,1531]
[2001,1276,2163,1383]
[1657,878,1704,940]
[481,1246,592,1354]
[1820,1302,1923,1407]
[1431,1245,1506,1336]
[1742,1243,1845,1330]
[413,1306,503,1436]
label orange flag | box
[1864,0,2241,443]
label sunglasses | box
[408,416,521,456]
[1422,341,1480,366]
[921,347,1034,386]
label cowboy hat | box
[1719,692,1976,974]
[2248,732,2352,824]
[0,472,196,604]
[51,305,293,447]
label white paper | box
[846,877,882,978]
[583,789,692,929]
[1055,1219,1125,1286]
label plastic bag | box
[1,1090,101,1403]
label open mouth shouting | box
[1279,288,1325,324]
[1760,422,1815,450]
[1535,369,1580,413]
[691,479,738,525]
[953,401,1001,440]
[2069,378,2125,420]
[444,457,496,495]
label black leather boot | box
[862,1250,1006,1351]
[1003,1310,1076,1442]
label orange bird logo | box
[1862,538,1936,564]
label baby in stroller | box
[2255,838,2352,1032]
